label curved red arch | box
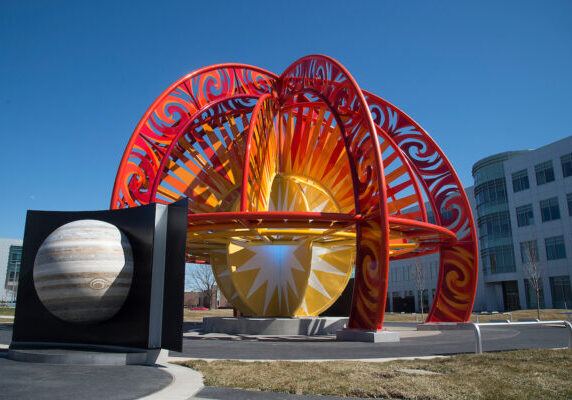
[278,55,390,330]
[148,94,260,206]
[363,90,478,323]
[111,55,478,328]
[111,64,277,210]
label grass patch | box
[183,309,570,323]
[179,349,572,399]
[382,309,570,323]
[0,307,15,317]
[184,308,233,321]
[470,309,570,322]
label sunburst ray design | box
[210,249,255,316]
[113,56,478,327]
[228,240,311,316]
[296,244,355,316]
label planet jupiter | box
[33,220,134,324]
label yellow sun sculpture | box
[214,173,356,317]
[184,99,359,317]
[112,55,478,329]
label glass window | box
[474,178,507,209]
[502,280,521,311]
[481,245,516,274]
[8,246,23,264]
[561,153,572,178]
[477,211,512,242]
[540,197,560,222]
[520,240,539,263]
[550,276,572,309]
[535,160,555,185]
[512,169,529,192]
[567,193,572,216]
[516,204,534,227]
[545,236,566,260]
[524,279,545,309]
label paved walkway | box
[172,322,568,361]
[0,321,570,399]
[0,354,173,400]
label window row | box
[524,276,571,309]
[389,262,439,282]
[8,245,22,264]
[481,245,516,274]
[512,152,572,193]
[515,194,572,227]
[475,178,507,208]
[477,211,511,240]
[519,235,567,263]
[389,276,572,310]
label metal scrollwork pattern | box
[111,65,277,210]
[364,90,478,322]
[279,55,390,330]
[112,55,478,328]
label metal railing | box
[469,320,572,354]
[475,312,512,323]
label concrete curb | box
[140,362,204,400]
[168,355,449,363]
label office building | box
[0,238,23,304]
[388,135,572,312]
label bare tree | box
[186,263,217,309]
[413,261,426,317]
[521,240,544,320]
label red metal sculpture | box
[111,55,478,330]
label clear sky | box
[1,0,571,239]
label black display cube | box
[11,200,187,355]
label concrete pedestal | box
[417,322,473,331]
[8,342,168,366]
[203,317,348,336]
[335,329,400,343]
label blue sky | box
[1,1,571,239]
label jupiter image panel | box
[33,219,134,324]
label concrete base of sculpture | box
[202,316,348,336]
[417,322,474,331]
[335,329,400,343]
[8,342,168,366]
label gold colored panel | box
[228,240,312,317]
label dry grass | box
[472,309,571,322]
[180,349,572,399]
[183,309,571,323]
[0,307,15,317]
[184,308,233,321]
[384,309,571,323]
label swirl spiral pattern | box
[112,55,477,329]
